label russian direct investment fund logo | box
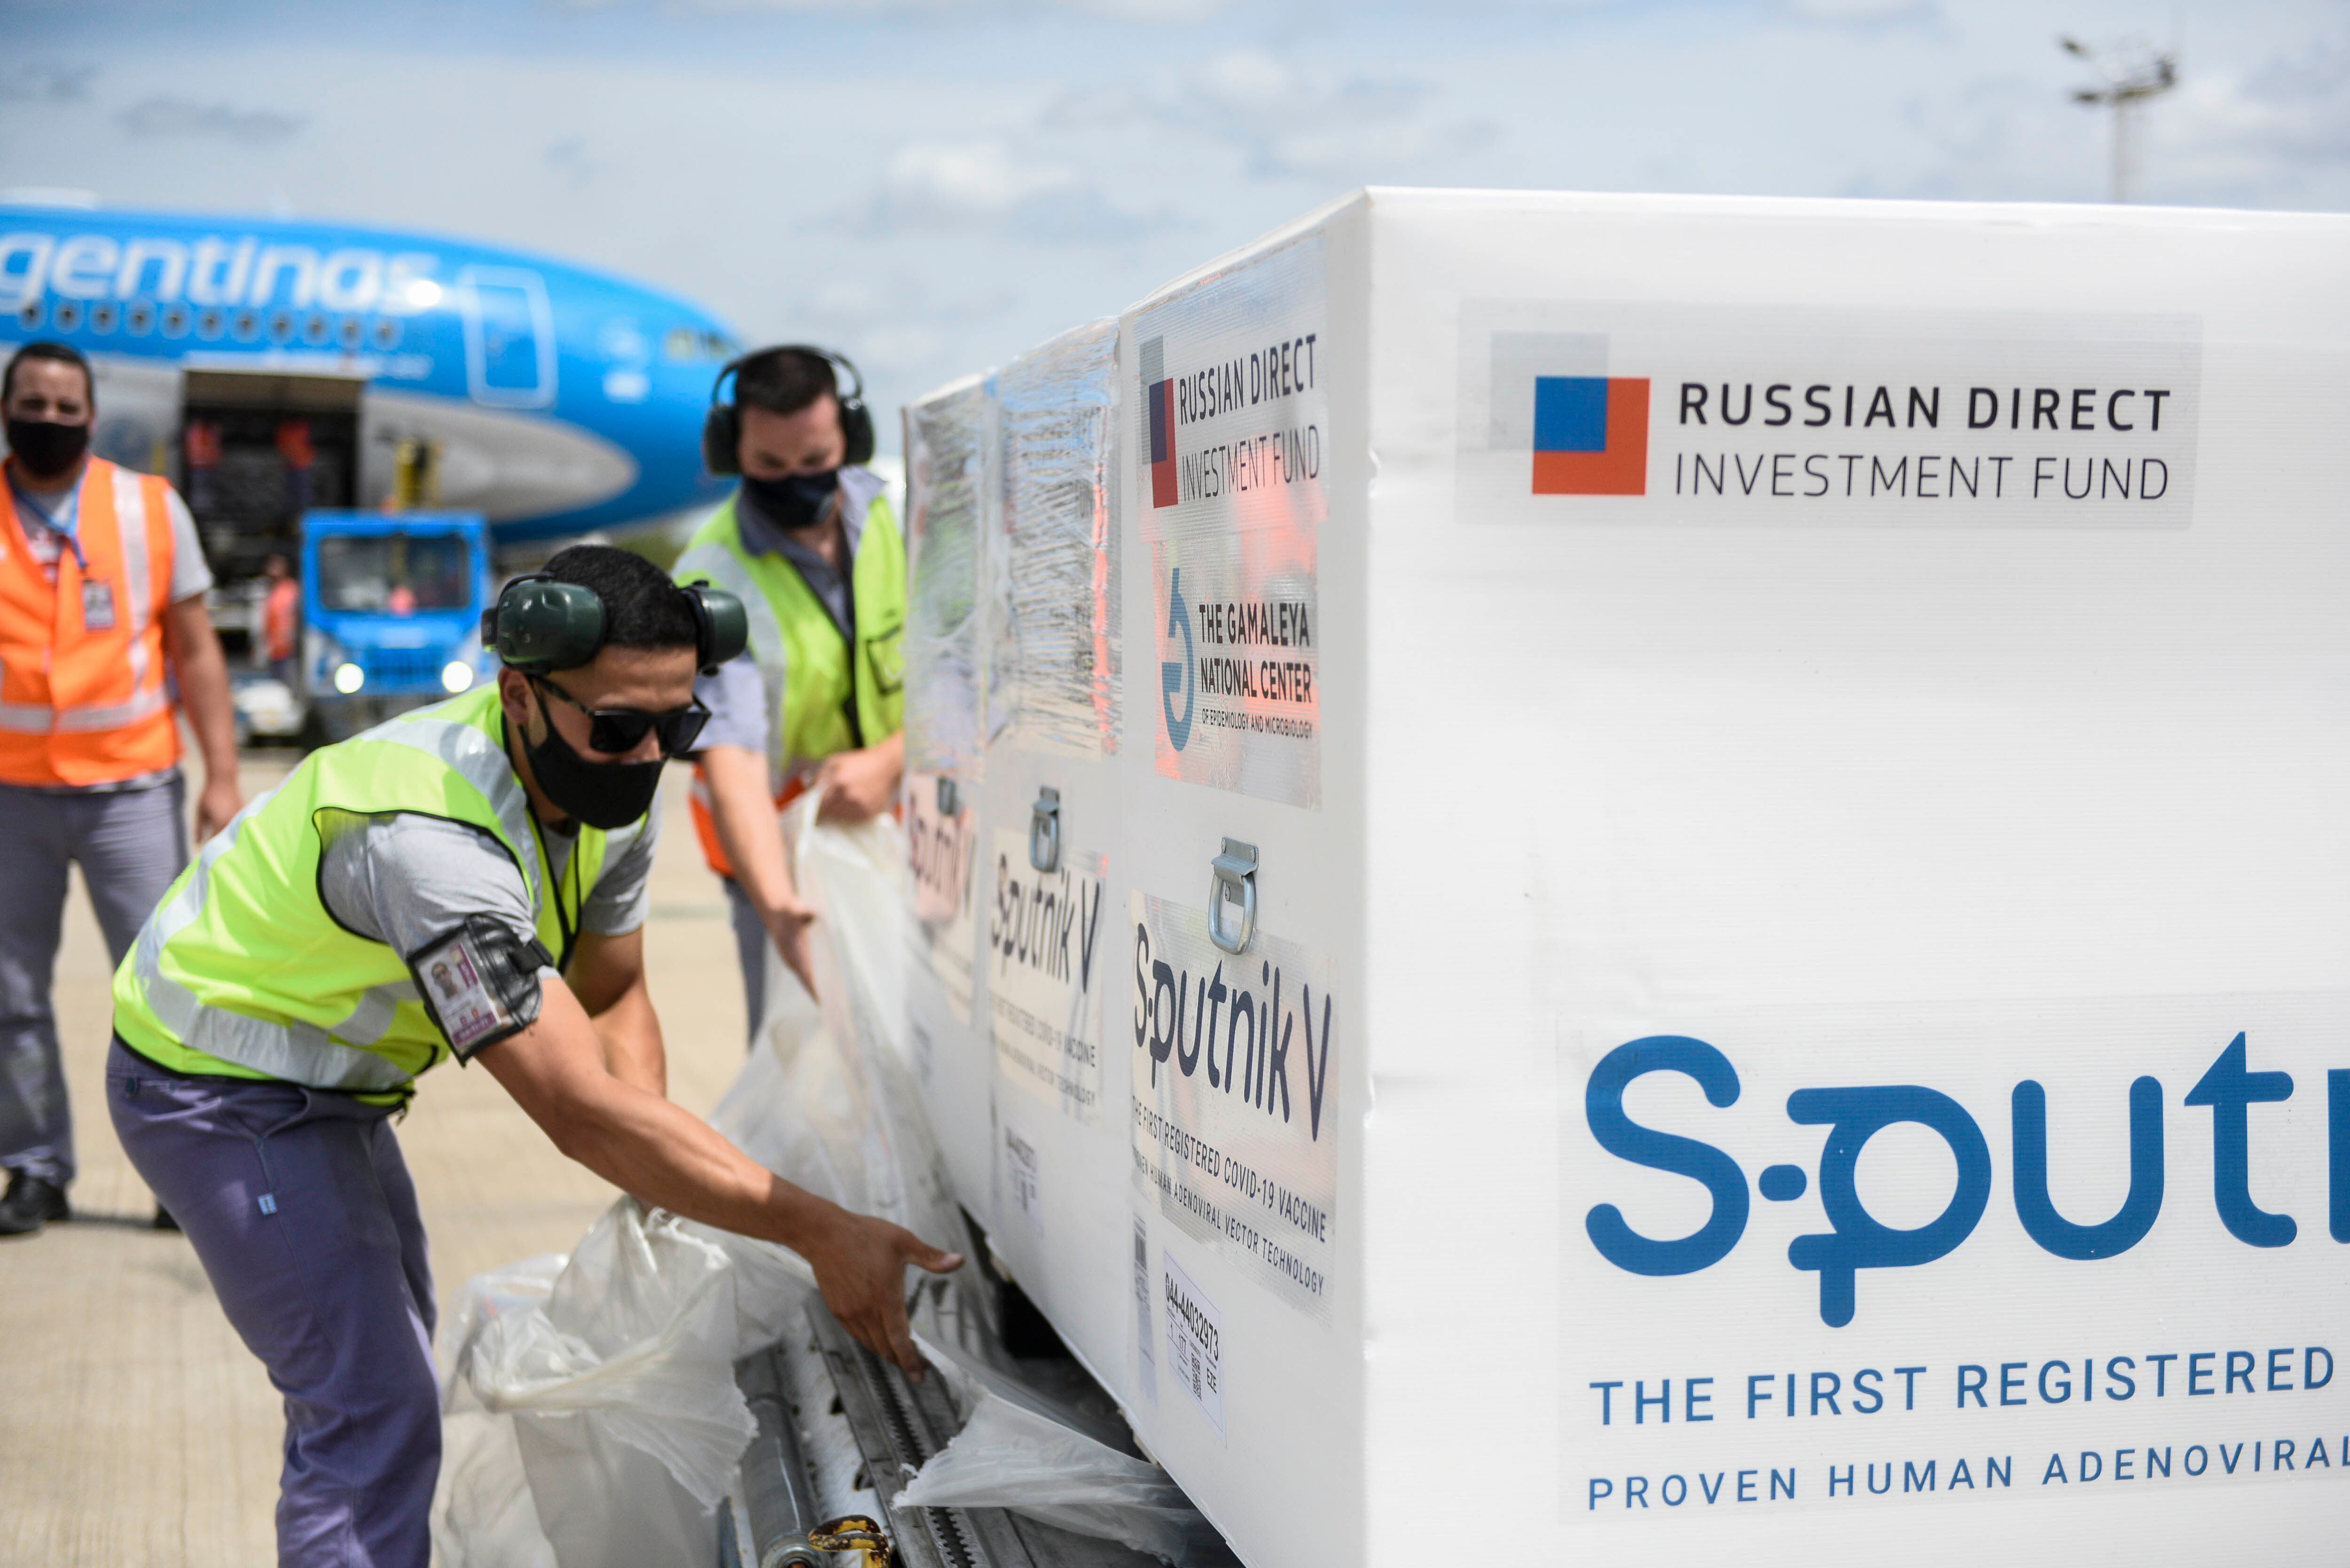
[1142,334,1177,507]
[1532,374,1651,495]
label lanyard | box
[498,704,584,971]
[8,477,85,570]
[528,812,583,974]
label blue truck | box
[297,510,497,741]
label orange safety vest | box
[264,577,300,661]
[0,458,182,787]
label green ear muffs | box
[676,580,748,674]
[481,576,605,671]
[484,573,748,675]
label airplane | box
[0,196,744,561]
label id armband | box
[408,914,556,1062]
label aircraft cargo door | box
[457,266,556,409]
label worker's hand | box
[764,895,821,1005]
[195,772,244,844]
[800,1205,963,1380]
[814,744,898,823]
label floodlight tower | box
[2061,36,2178,203]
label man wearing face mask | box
[106,544,960,1567]
[674,346,905,1032]
[0,340,242,1238]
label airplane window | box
[304,315,331,347]
[197,309,224,339]
[269,312,295,343]
[53,302,81,332]
[91,304,118,334]
[17,302,42,330]
[372,319,400,350]
[161,304,190,337]
[664,327,697,361]
[339,317,363,349]
[127,304,155,336]
[316,533,473,615]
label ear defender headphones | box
[481,574,750,677]
[702,344,876,476]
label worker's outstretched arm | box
[700,742,820,1001]
[479,974,960,1376]
[814,729,903,823]
[162,593,243,841]
[566,927,666,1097]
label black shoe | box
[152,1205,180,1232]
[0,1172,69,1236]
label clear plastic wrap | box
[436,1206,755,1568]
[712,794,970,1277]
[895,1338,1220,1566]
[433,1256,566,1568]
[988,318,1122,757]
[902,374,998,781]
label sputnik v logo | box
[1585,1031,2343,1326]
[1161,567,1194,751]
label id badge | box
[80,579,116,632]
[415,926,519,1056]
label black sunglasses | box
[531,674,710,757]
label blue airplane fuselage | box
[0,203,739,546]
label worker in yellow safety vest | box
[0,340,242,1237]
[106,544,959,1567]
[674,346,904,1032]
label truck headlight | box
[441,661,475,693]
[333,662,366,694]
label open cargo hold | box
[901,188,2350,1566]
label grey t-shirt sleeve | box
[164,485,214,602]
[316,811,544,962]
[692,649,771,758]
[580,792,661,936]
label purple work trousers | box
[106,1038,439,1568]
[0,773,188,1186]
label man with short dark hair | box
[675,345,906,1031]
[108,543,959,1568]
[0,339,242,1235]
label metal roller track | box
[728,1302,1181,1568]
[735,1350,830,1568]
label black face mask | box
[5,418,90,482]
[521,697,664,831]
[742,468,839,532]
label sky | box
[3,0,2346,422]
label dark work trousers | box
[106,1038,439,1568]
[0,773,188,1186]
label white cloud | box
[116,95,303,144]
[1192,46,1295,108]
[561,0,1237,17]
[1175,47,1467,179]
[830,138,1177,244]
[887,139,1075,216]
[858,322,948,369]
[1786,0,1931,18]
[544,133,600,187]
[0,62,94,102]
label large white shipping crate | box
[973,318,1132,1380]
[902,374,997,1212]
[909,189,2350,1566]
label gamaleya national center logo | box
[1532,374,1651,495]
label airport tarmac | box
[0,754,751,1567]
